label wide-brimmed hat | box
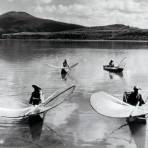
[32,85,41,90]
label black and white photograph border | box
[0,0,147,148]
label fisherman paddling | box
[123,86,145,123]
[123,86,145,106]
[29,85,44,106]
[63,59,69,68]
[103,59,123,73]
[61,59,70,78]
[109,60,114,67]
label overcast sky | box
[1,0,148,28]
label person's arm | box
[29,93,33,104]
[123,92,127,103]
[65,61,69,68]
[109,61,111,65]
[29,96,32,104]
[139,94,145,106]
[67,64,70,70]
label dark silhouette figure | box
[123,86,146,124]
[29,85,42,105]
[109,60,114,67]
[61,59,69,79]
[123,86,145,106]
[63,59,69,67]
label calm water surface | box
[0,40,148,148]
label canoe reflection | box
[128,121,146,148]
[109,72,123,79]
[28,115,44,141]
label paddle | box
[63,62,79,73]
[47,64,69,70]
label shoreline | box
[1,39,148,43]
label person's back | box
[109,60,114,67]
[123,86,146,124]
[29,85,43,105]
[61,59,69,78]
[30,91,41,105]
[123,86,145,106]
[63,59,69,67]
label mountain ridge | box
[2,11,148,40]
[0,11,84,33]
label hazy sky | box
[1,0,148,28]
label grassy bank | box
[2,28,148,40]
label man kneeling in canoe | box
[123,86,146,123]
[29,85,44,106]
[61,59,70,79]
[123,86,145,106]
[109,60,114,67]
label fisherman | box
[123,86,145,106]
[61,59,70,77]
[109,60,114,67]
[123,86,146,123]
[29,85,43,106]
[63,59,69,68]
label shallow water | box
[0,40,148,148]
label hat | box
[32,85,41,90]
[133,86,140,91]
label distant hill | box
[42,24,148,40]
[74,24,137,31]
[0,11,84,33]
[2,13,148,41]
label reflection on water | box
[108,72,124,80]
[28,115,44,141]
[0,117,65,148]
[0,40,148,147]
[129,122,146,148]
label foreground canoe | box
[103,65,123,73]
[0,85,75,119]
[90,91,148,118]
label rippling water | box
[0,40,148,148]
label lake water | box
[0,40,148,148]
